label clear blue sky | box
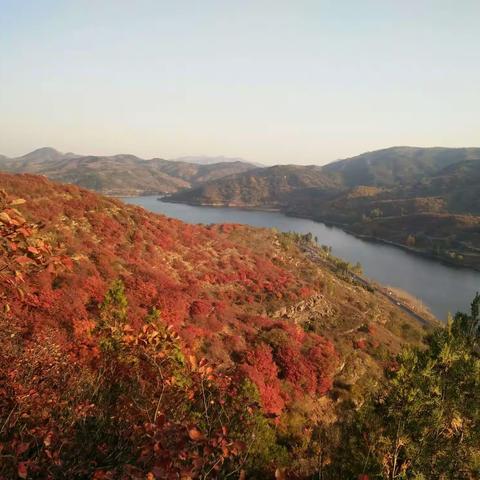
[1,0,479,164]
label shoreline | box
[162,198,480,273]
[305,219,480,273]
[161,198,282,212]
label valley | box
[2,147,480,477]
[1,170,478,478]
[4,2,480,476]
[5,146,480,271]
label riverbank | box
[161,198,480,272]
[161,197,283,212]
[303,217,480,273]
[301,242,438,327]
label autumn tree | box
[1,279,269,479]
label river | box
[122,196,480,321]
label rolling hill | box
[168,146,480,206]
[323,146,480,186]
[0,147,257,196]
[167,164,343,207]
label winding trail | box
[302,244,433,327]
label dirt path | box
[302,244,433,327]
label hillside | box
[291,158,480,269]
[167,164,342,207]
[0,173,433,478]
[171,155,251,165]
[0,148,257,196]
[167,146,480,268]
[323,146,480,186]
[168,146,480,206]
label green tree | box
[99,279,128,328]
[329,294,480,479]
[352,261,363,275]
[97,279,129,353]
[304,232,313,243]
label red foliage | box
[275,344,316,394]
[0,173,339,419]
[354,338,368,350]
[0,314,251,479]
[299,286,314,298]
[367,323,377,335]
[190,299,213,316]
[273,333,337,398]
[242,324,338,405]
[241,345,285,415]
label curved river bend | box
[123,196,480,321]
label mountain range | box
[0,147,256,196]
[169,154,263,166]
[168,146,480,205]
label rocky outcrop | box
[270,294,335,324]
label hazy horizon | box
[1,0,479,165]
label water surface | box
[123,196,480,321]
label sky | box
[1,0,479,165]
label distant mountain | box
[1,147,80,173]
[0,148,257,196]
[17,146,78,163]
[298,149,480,270]
[323,146,480,186]
[170,155,264,166]
[150,158,259,185]
[168,147,480,207]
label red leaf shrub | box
[241,345,285,415]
